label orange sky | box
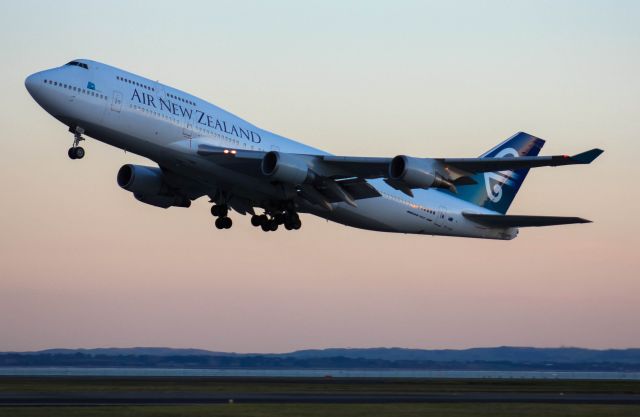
[1,1,638,352]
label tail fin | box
[448,132,545,214]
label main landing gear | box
[250,210,301,232]
[210,204,301,232]
[211,204,232,229]
[68,127,85,160]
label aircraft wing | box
[318,148,603,199]
[320,149,603,177]
[196,142,603,207]
[197,143,602,178]
[437,148,604,174]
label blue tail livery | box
[445,132,545,214]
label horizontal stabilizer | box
[463,212,592,228]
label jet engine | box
[117,164,191,208]
[261,151,314,184]
[389,156,455,190]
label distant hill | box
[285,347,640,364]
[2,346,639,371]
[9,346,640,364]
[28,347,236,357]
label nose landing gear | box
[68,127,85,160]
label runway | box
[2,392,640,406]
[2,376,640,407]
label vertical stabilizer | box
[446,132,545,214]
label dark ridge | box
[2,347,640,371]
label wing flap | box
[463,212,592,227]
[335,178,381,200]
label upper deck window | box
[65,61,89,70]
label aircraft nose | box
[25,72,43,98]
[25,73,37,94]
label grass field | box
[1,403,640,417]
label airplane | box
[25,59,603,240]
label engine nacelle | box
[261,151,312,185]
[389,156,453,190]
[117,164,190,209]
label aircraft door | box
[111,91,122,112]
[183,123,193,139]
[435,206,447,226]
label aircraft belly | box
[319,197,438,234]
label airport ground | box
[1,376,640,416]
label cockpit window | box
[65,61,89,70]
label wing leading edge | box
[439,148,604,174]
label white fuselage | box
[25,59,516,240]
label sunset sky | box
[1,0,638,352]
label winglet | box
[571,148,604,164]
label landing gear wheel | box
[211,205,228,217]
[74,147,85,159]
[68,148,77,159]
[274,212,286,225]
[284,212,301,230]
[251,215,262,227]
[269,221,278,231]
[215,217,232,229]
[261,222,271,232]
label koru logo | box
[484,147,519,203]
